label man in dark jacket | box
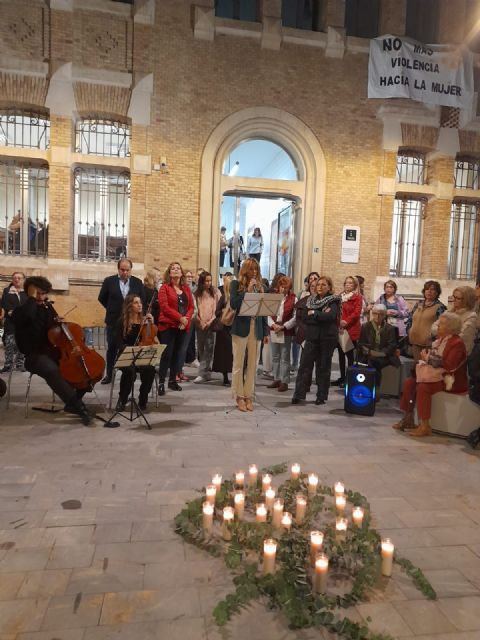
[358,303,400,392]
[1,271,27,372]
[12,276,92,425]
[98,258,145,383]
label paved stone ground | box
[1,358,480,640]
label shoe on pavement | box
[101,376,112,385]
[267,380,281,389]
[278,383,288,392]
[168,380,182,391]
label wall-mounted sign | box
[341,225,360,263]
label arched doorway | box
[199,107,326,290]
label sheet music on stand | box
[238,293,283,317]
[116,344,165,369]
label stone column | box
[48,115,74,260]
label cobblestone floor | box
[0,360,480,640]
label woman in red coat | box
[157,262,194,395]
[394,312,468,437]
[335,275,363,388]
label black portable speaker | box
[344,366,376,416]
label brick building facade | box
[0,0,479,326]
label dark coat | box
[1,284,28,334]
[358,321,401,367]
[229,280,268,340]
[98,275,145,326]
[12,297,58,359]
[303,299,340,343]
[212,293,233,374]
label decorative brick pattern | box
[0,1,49,61]
[459,129,480,155]
[75,11,132,72]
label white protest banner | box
[368,35,474,109]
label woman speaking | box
[229,259,268,412]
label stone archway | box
[198,107,326,290]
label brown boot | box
[278,383,288,392]
[410,420,432,438]
[267,380,281,389]
[245,398,254,411]
[392,411,415,431]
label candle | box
[262,473,272,493]
[381,538,394,577]
[335,494,346,513]
[222,506,234,541]
[308,473,318,496]
[265,487,275,512]
[310,530,324,563]
[263,538,277,575]
[249,464,258,487]
[202,501,214,534]
[334,481,345,497]
[290,462,301,480]
[281,511,292,531]
[235,470,245,487]
[335,517,348,541]
[272,499,284,528]
[314,554,329,593]
[212,474,222,491]
[206,484,216,505]
[295,494,307,524]
[352,506,364,526]
[256,503,267,523]
[234,492,245,520]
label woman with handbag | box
[230,259,269,411]
[406,280,446,362]
[335,276,363,388]
[212,274,234,386]
[393,312,468,437]
[193,271,220,384]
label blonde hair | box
[223,274,233,302]
[144,270,157,288]
[344,275,359,291]
[453,286,476,311]
[238,258,263,293]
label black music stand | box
[104,344,165,430]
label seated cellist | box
[12,276,93,425]
[115,294,157,412]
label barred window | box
[0,160,49,257]
[345,0,379,38]
[0,109,50,150]
[390,197,424,278]
[215,0,258,21]
[406,0,439,44]
[448,202,478,280]
[73,167,130,262]
[396,151,425,185]
[75,119,130,157]
[454,157,480,189]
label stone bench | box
[430,392,480,438]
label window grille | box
[405,0,439,43]
[0,161,49,257]
[448,201,479,280]
[390,197,425,277]
[454,157,480,190]
[282,0,324,31]
[75,119,130,157]
[0,109,50,150]
[396,151,425,185]
[73,167,130,262]
[215,0,258,21]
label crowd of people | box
[1,260,480,438]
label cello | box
[46,302,105,389]
[135,289,158,346]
